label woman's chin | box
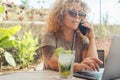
[73,27,78,30]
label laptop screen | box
[102,35,120,80]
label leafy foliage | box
[0,25,21,48]
[15,31,39,68]
[0,25,39,69]
[94,24,111,39]
[0,25,21,67]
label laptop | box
[73,35,120,80]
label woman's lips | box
[72,21,79,25]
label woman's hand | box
[80,19,95,39]
[75,57,103,72]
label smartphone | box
[78,21,89,35]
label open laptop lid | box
[102,35,120,80]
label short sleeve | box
[41,32,56,48]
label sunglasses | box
[67,0,80,2]
[68,10,86,18]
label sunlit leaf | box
[4,51,16,67]
[0,25,21,40]
[54,47,72,58]
[0,6,5,15]
[6,25,22,37]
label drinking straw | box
[71,30,77,52]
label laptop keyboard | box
[73,68,104,80]
[78,71,100,77]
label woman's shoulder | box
[41,32,56,47]
[42,32,56,40]
[42,32,55,38]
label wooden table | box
[0,70,86,80]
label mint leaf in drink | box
[54,47,72,57]
[65,50,72,54]
[54,47,64,57]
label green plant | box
[0,5,5,15]
[15,31,39,68]
[0,25,21,69]
[94,24,111,39]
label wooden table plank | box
[0,70,86,80]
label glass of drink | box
[58,51,75,79]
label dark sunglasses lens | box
[69,10,77,17]
[79,12,86,17]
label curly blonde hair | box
[43,0,88,37]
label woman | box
[41,0,103,72]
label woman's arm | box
[78,21,103,71]
[82,21,98,58]
[81,37,103,71]
[41,45,58,71]
[42,44,102,72]
[41,45,95,72]
[78,19,98,58]
[86,37,98,58]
